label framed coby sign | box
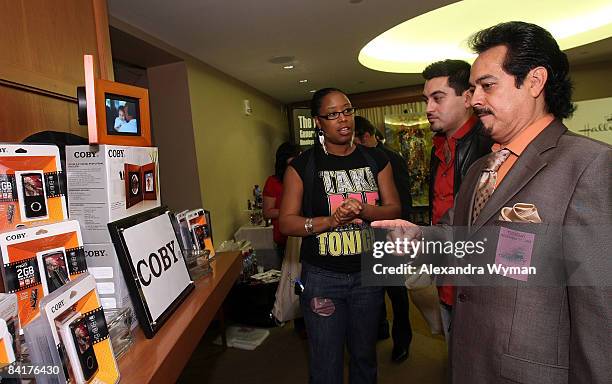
[108,207,193,338]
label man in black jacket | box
[422,60,493,343]
[354,115,413,363]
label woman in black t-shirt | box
[280,88,400,384]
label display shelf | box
[117,251,242,383]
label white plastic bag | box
[271,236,302,322]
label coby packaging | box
[84,243,137,329]
[0,318,16,365]
[66,145,160,243]
[24,273,119,384]
[0,221,87,329]
[0,144,68,232]
[186,209,215,258]
[175,210,192,251]
[0,294,20,365]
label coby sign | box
[117,211,192,324]
[136,241,179,286]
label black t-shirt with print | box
[290,145,389,273]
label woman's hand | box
[331,198,364,227]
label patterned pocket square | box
[499,203,542,223]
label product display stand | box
[118,251,241,383]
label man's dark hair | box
[422,60,471,96]
[354,116,376,139]
[469,21,575,119]
[310,87,345,117]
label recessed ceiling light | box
[283,65,294,69]
[359,0,612,73]
[268,56,295,64]
[299,79,308,83]
[349,0,363,3]
[309,89,317,93]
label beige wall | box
[571,60,612,102]
[147,62,204,213]
[186,59,288,242]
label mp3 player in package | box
[0,221,87,329]
[58,312,99,382]
[0,144,67,232]
[25,273,119,384]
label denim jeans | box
[300,262,384,384]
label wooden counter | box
[117,251,242,383]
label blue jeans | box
[300,262,384,384]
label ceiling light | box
[268,56,295,64]
[359,0,612,73]
[283,65,294,69]
[299,79,308,83]
[309,89,317,93]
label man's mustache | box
[474,107,493,116]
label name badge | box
[494,227,535,281]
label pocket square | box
[499,203,542,223]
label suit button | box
[458,293,467,302]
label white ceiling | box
[107,0,612,104]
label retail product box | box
[84,243,135,318]
[25,273,120,384]
[0,144,68,232]
[66,145,160,243]
[0,294,20,364]
[0,220,87,329]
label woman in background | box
[280,88,400,384]
[263,142,301,259]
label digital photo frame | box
[80,55,152,146]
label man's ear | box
[462,89,472,108]
[527,66,547,98]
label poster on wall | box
[384,113,432,207]
[292,108,316,149]
[564,96,612,145]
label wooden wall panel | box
[0,0,111,142]
[0,86,85,142]
[0,0,101,96]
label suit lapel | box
[469,120,566,233]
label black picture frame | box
[107,206,194,338]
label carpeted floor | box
[179,296,448,384]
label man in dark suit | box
[422,59,493,343]
[373,21,611,383]
[354,115,413,363]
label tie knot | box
[484,149,511,172]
